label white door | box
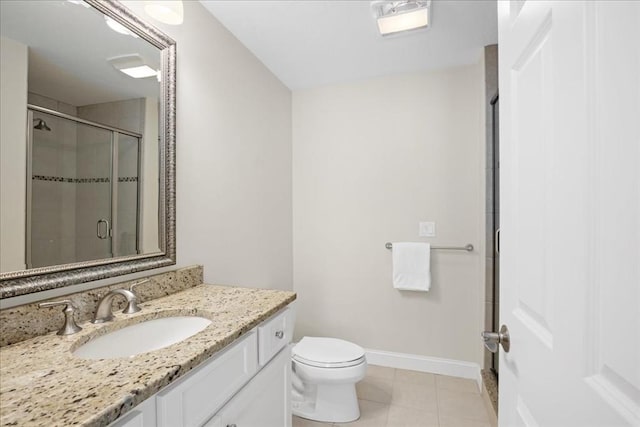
[498,1,640,426]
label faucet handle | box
[124,279,149,314]
[129,278,149,293]
[39,300,82,335]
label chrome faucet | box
[92,289,141,323]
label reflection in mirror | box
[0,0,175,297]
[28,104,159,269]
[1,1,160,272]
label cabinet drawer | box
[258,308,292,366]
[156,330,258,427]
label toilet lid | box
[292,337,365,368]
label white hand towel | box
[392,242,431,291]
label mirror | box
[0,0,176,298]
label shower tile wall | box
[78,99,144,134]
[28,93,77,267]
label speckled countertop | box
[0,284,296,427]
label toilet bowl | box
[291,337,367,423]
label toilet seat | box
[292,337,366,368]
[293,354,366,368]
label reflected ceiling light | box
[108,55,159,79]
[372,0,431,36]
[67,0,90,8]
[144,1,184,25]
[105,16,139,38]
[119,65,159,79]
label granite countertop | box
[0,284,296,427]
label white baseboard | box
[364,348,482,390]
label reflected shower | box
[33,118,51,131]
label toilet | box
[291,337,367,423]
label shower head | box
[33,119,51,131]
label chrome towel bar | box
[385,242,474,252]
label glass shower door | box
[74,121,113,263]
[114,133,140,257]
[28,111,113,267]
[27,106,142,269]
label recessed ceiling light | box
[144,1,184,25]
[108,55,159,79]
[105,16,139,38]
[372,1,431,36]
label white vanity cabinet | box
[203,347,291,427]
[109,306,293,427]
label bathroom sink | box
[73,316,212,359]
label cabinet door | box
[209,346,291,427]
[108,397,156,427]
[257,308,291,366]
[156,331,258,427]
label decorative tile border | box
[77,177,110,183]
[32,175,138,183]
[32,175,76,183]
[118,176,138,182]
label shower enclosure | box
[27,105,141,269]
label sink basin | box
[73,316,212,359]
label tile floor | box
[293,365,492,427]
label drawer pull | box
[227,424,237,427]
[275,330,284,339]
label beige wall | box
[292,65,485,364]
[122,1,293,291]
[0,37,28,273]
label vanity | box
[0,281,296,426]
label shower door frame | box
[25,104,143,269]
[490,94,500,375]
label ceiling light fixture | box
[372,1,431,36]
[108,55,159,79]
[144,1,184,26]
